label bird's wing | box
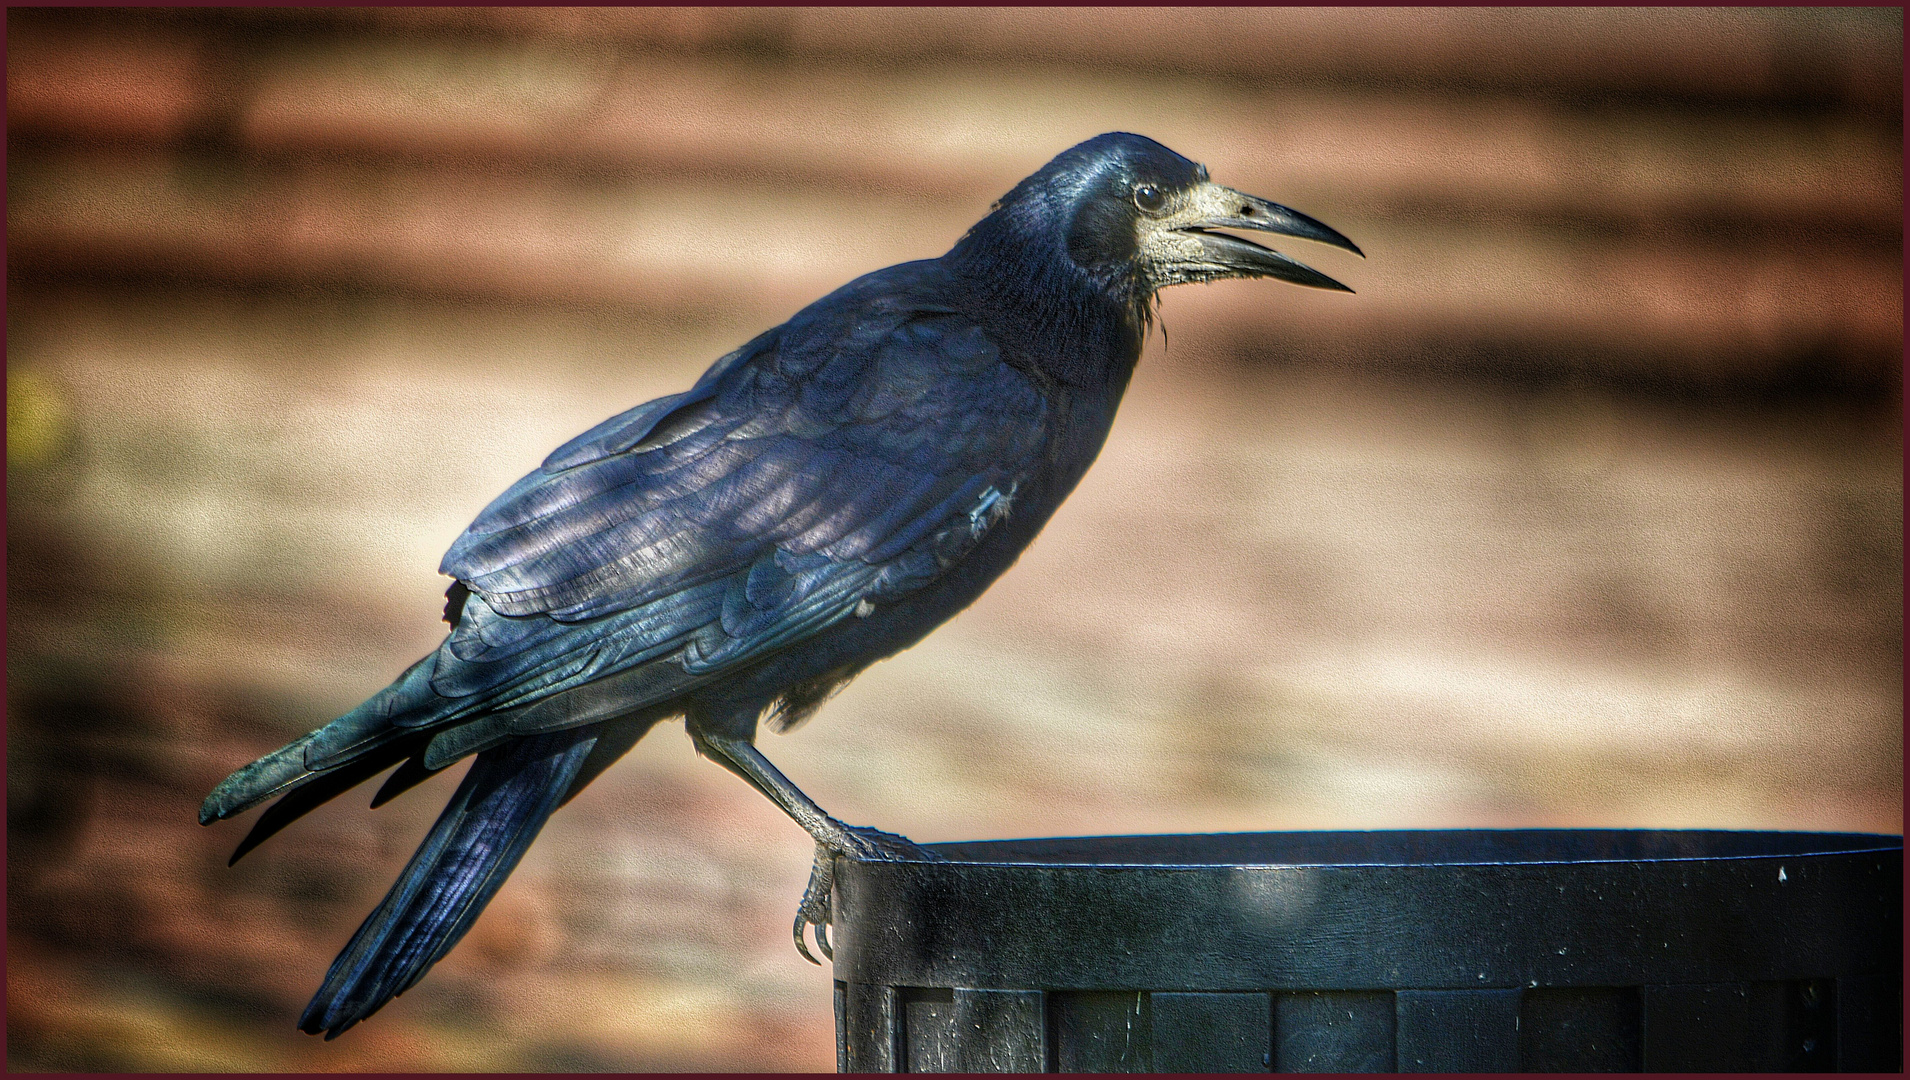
[440,298,1047,627]
[203,287,1050,823]
[410,298,1047,748]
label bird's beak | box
[1155,182,1363,292]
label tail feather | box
[298,727,597,1038]
[367,752,440,810]
[305,653,450,771]
[199,730,323,825]
[201,655,447,825]
[228,735,429,865]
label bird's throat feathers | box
[944,180,1148,393]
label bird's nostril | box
[1241,205,1255,216]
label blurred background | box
[7,7,1901,1072]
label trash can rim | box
[913,827,1903,869]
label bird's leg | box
[690,729,941,964]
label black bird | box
[200,132,1360,1037]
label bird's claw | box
[794,841,836,965]
[792,825,944,965]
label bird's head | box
[1049,132,1362,298]
[960,132,1360,299]
[947,133,1360,381]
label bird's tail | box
[298,726,597,1039]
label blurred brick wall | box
[8,7,1901,1071]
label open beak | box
[1168,183,1363,292]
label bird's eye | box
[1132,184,1166,214]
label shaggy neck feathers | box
[942,167,1147,392]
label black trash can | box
[831,829,1900,1072]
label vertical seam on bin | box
[835,980,848,1073]
[886,984,904,1072]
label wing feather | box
[385,273,1046,771]
[204,266,1051,817]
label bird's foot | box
[793,842,838,964]
[793,825,943,965]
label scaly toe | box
[792,841,838,965]
[793,912,819,965]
